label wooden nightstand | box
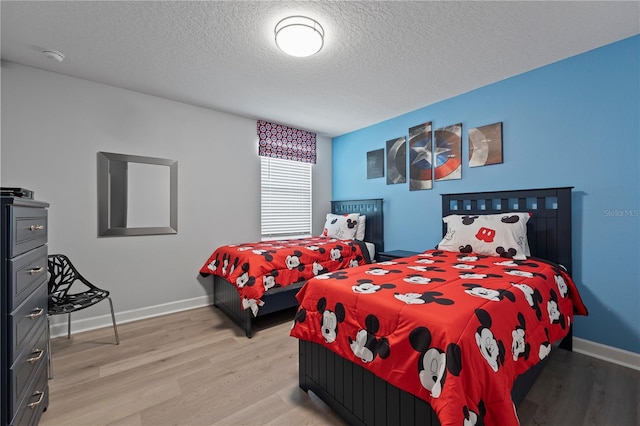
[377,250,420,262]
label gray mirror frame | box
[98,152,178,236]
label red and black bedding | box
[292,188,582,425]
[290,250,587,425]
[200,199,383,338]
[200,236,371,315]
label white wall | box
[0,61,332,334]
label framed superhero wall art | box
[434,123,462,181]
[373,120,504,188]
[386,136,407,185]
[469,122,503,167]
[367,149,385,179]
[409,121,433,191]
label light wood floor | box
[40,306,639,426]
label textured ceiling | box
[1,1,638,137]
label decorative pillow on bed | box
[355,215,366,240]
[437,213,531,259]
[322,213,360,240]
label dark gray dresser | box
[1,196,49,426]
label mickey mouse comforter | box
[290,250,588,426]
[199,237,371,315]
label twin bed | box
[292,187,586,426]
[200,187,587,425]
[199,198,384,337]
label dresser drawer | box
[9,245,48,309]
[9,283,47,359]
[9,206,48,257]
[9,360,48,426]
[10,325,48,416]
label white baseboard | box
[49,297,640,373]
[48,294,213,338]
[573,337,640,371]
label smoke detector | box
[42,50,65,63]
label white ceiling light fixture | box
[275,16,324,57]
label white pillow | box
[437,213,531,260]
[355,215,366,240]
[322,213,360,240]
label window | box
[257,120,316,240]
[260,156,312,239]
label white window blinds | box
[260,156,312,239]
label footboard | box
[299,340,440,426]
[213,275,253,337]
[213,275,302,337]
[298,339,561,426]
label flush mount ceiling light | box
[275,16,324,57]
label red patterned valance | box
[257,120,316,164]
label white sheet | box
[364,241,376,262]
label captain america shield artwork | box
[434,124,462,181]
[469,122,503,167]
[409,121,433,190]
[386,136,406,184]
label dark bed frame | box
[212,199,384,338]
[298,187,574,426]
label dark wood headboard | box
[441,187,573,274]
[331,198,384,256]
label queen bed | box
[199,199,384,337]
[291,187,588,426]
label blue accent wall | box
[332,36,639,354]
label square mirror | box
[98,152,178,236]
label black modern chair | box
[47,254,119,376]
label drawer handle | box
[29,266,45,275]
[27,349,45,363]
[29,224,44,231]
[27,308,44,319]
[27,391,45,409]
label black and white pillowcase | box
[322,213,361,240]
[438,213,531,260]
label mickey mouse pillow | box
[355,215,366,240]
[322,213,360,240]
[438,213,531,259]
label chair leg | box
[47,316,53,379]
[108,297,120,345]
[67,312,71,339]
